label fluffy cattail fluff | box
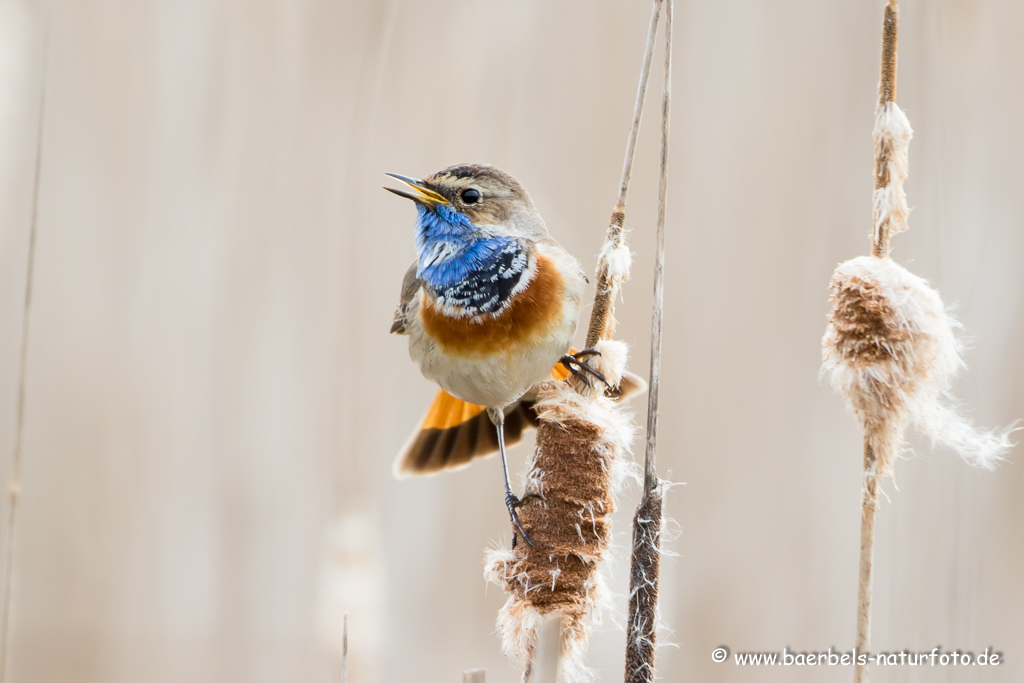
[623,483,665,683]
[597,233,633,295]
[586,225,633,347]
[822,255,1014,478]
[484,340,638,683]
[872,101,912,252]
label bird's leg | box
[493,413,537,550]
[560,350,611,389]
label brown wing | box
[390,262,421,335]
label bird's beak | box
[383,173,450,207]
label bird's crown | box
[385,164,547,239]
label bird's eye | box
[461,188,481,204]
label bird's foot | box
[506,491,539,550]
[513,492,544,507]
[560,350,611,389]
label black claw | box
[517,492,544,506]
[506,492,538,550]
[560,351,611,389]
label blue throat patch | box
[414,204,527,314]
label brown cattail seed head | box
[823,256,1012,477]
[485,340,637,683]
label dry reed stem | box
[341,613,348,683]
[0,22,47,683]
[624,0,672,680]
[871,0,906,259]
[642,0,671,495]
[318,513,384,683]
[826,255,1013,683]
[586,0,664,349]
[528,615,563,683]
[858,6,899,680]
[484,3,664,680]
[821,4,1013,681]
[463,669,486,683]
[855,443,878,683]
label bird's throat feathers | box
[414,205,530,316]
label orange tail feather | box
[393,354,645,478]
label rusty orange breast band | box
[419,254,566,358]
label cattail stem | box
[877,1,899,106]
[857,5,900,682]
[625,0,672,680]
[341,613,348,683]
[487,4,670,680]
[526,616,562,683]
[0,23,47,683]
[854,445,880,683]
[643,0,672,494]
[586,0,664,349]
[833,5,1007,679]
[871,0,899,258]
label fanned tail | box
[392,395,534,478]
[393,358,646,478]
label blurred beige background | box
[1,0,1022,681]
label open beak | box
[383,173,450,207]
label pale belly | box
[411,320,576,408]
[406,248,585,408]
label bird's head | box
[385,164,548,288]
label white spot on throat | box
[421,241,459,269]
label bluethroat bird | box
[385,164,642,546]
